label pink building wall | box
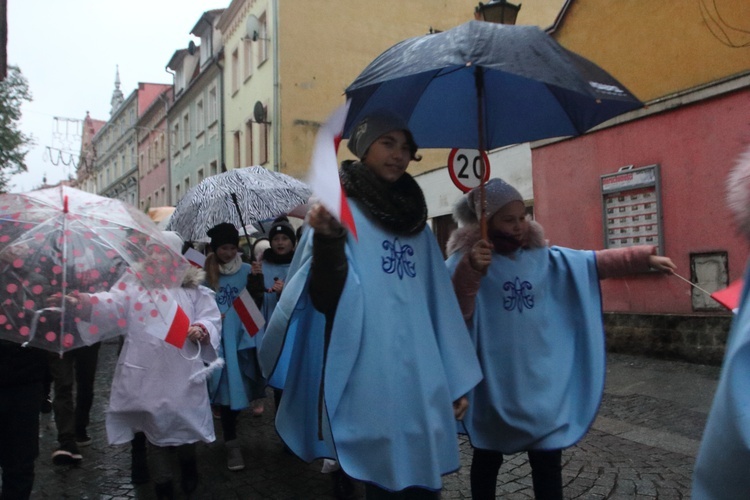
[532,89,750,315]
[137,86,172,208]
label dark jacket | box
[0,340,47,389]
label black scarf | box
[340,160,427,236]
[262,247,295,264]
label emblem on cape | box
[503,277,534,312]
[217,284,240,307]
[381,237,416,279]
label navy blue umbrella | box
[344,20,642,152]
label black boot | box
[331,469,356,500]
[154,481,174,500]
[180,457,199,497]
[131,434,150,484]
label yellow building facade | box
[217,0,564,181]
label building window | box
[243,39,253,81]
[183,114,190,147]
[172,124,180,156]
[208,87,217,124]
[196,100,205,136]
[233,131,241,168]
[197,168,204,183]
[139,153,145,177]
[245,120,254,165]
[259,111,269,166]
[231,48,240,94]
[258,13,269,64]
[184,176,190,194]
[175,184,181,202]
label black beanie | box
[268,216,296,246]
[207,222,240,251]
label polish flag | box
[143,296,190,348]
[233,288,265,337]
[711,279,744,314]
[184,247,206,268]
[308,100,357,240]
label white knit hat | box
[453,178,523,224]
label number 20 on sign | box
[448,148,491,193]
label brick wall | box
[604,313,733,366]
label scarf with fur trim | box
[340,160,427,236]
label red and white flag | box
[308,100,357,240]
[143,297,191,348]
[711,279,744,314]
[233,288,265,337]
[184,247,206,268]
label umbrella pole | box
[475,66,488,241]
[230,193,254,250]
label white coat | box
[83,267,222,446]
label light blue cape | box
[693,264,750,498]
[446,246,605,453]
[260,201,482,492]
[207,263,257,410]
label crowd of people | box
[11,108,750,500]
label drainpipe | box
[272,0,280,172]
[164,66,176,205]
[216,51,226,173]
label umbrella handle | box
[180,339,202,361]
[24,307,63,348]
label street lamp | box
[474,0,521,25]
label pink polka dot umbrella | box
[0,185,190,354]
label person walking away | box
[205,223,257,471]
[445,178,676,499]
[260,110,482,499]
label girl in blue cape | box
[260,111,482,498]
[445,178,676,500]
[204,222,257,472]
[693,145,750,499]
[247,216,297,415]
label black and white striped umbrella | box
[166,166,312,242]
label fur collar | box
[181,266,205,289]
[727,144,750,240]
[446,220,546,257]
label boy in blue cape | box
[260,111,482,498]
[446,178,676,499]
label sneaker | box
[52,443,83,465]
[225,440,245,471]
[76,433,92,447]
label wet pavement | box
[22,339,720,499]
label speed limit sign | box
[448,148,491,193]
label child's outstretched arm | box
[648,254,677,274]
[595,245,676,279]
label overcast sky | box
[7,0,225,192]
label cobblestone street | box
[23,340,720,499]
